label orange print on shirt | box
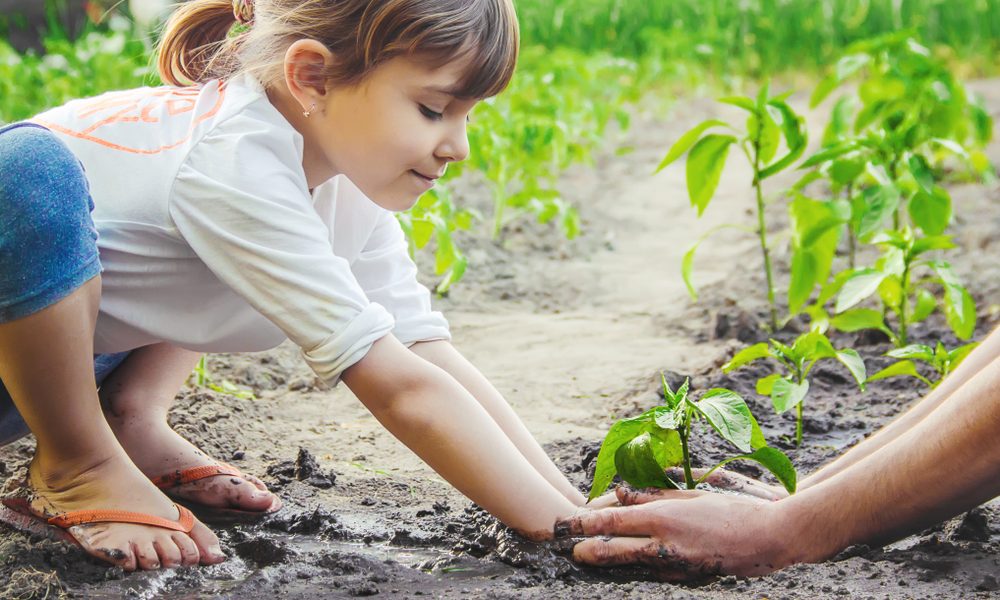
[34,83,226,155]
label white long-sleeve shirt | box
[32,75,450,384]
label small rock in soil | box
[947,508,992,542]
[265,447,337,489]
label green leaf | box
[930,138,970,159]
[722,343,771,373]
[587,417,652,501]
[749,413,767,450]
[829,157,866,186]
[771,378,809,414]
[756,373,782,396]
[810,74,840,108]
[732,447,797,494]
[835,269,888,313]
[693,389,755,453]
[911,289,937,323]
[948,342,980,371]
[686,134,737,216]
[835,349,867,389]
[909,187,951,236]
[718,96,756,111]
[788,250,817,315]
[910,235,956,257]
[759,101,807,179]
[887,344,934,362]
[907,154,935,195]
[748,110,780,166]
[800,141,859,169]
[681,243,698,301]
[656,119,729,173]
[867,360,932,387]
[830,308,887,333]
[944,285,977,340]
[856,185,901,238]
[613,432,679,491]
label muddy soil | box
[1,81,999,599]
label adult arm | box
[343,335,579,540]
[559,352,1000,579]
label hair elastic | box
[233,0,254,25]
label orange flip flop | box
[150,463,282,524]
[0,493,194,549]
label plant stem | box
[680,412,695,489]
[846,184,856,270]
[795,401,803,447]
[752,134,778,331]
[898,258,911,347]
[889,159,901,230]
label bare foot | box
[105,410,278,514]
[22,452,225,571]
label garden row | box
[589,32,994,496]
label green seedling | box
[190,355,256,400]
[587,376,796,501]
[723,331,866,446]
[868,340,980,388]
[657,82,807,330]
[397,185,476,295]
[827,228,976,347]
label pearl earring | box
[303,102,316,118]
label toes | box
[153,534,183,569]
[181,476,276,511]
[133,540,161,570]
[71,524,137,571]
[187,519,226,565]
[171,532,201,567]
[243,473,270,492]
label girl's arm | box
[342,335,579,540]
[409,340,586,506]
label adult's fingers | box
[572,536,659,567]
[556,504,665,537]
[616,485,706,506]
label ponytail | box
[157,0,243,86]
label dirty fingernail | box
[553,521,571,538]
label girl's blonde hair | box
[157,0,519,98]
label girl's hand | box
[665,466,789,501]
[585,490,621,509]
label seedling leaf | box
[830,308,887,333]
[835,269,888,313]
[756,373,782,396]
[722,343,771,373]
[909,187,951,236]
[868,360,932,386]
[613,432,679,491]
[693,389,754,453]
[835,349,867,389]
[656,119,729,173]
[587,417,652,501]
[771,378,810,414]
[686,134,736,216]
[735,447,797,494]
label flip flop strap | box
[48,504,195,533]
[150,463,243,488]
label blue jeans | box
[0,123,129,446]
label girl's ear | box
[283,39,334,112]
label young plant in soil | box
[587,376,796,501]
[723,331,866,446]
[828,228,976,347]
[657,82,807,331]
[868,340,980,388]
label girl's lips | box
[410,169,436,189]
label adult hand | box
[557,486,793,581]
[664,467,789,501]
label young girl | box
[0,0,589,572]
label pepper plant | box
[723,331,866,446]
[867,341,980,388]
[657,82,807,330]
[829,228,976,347]
[587,376,796,500]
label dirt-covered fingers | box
[573,536,722,582]
[556,501,674,537]
[615,485,707,506]
[664,467,786,501]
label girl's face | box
[309,55,479,211]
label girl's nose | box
[436,123,470,163]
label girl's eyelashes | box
[419,104,444,121]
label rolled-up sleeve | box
[350,202,451,346]
[168,111,394,384]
